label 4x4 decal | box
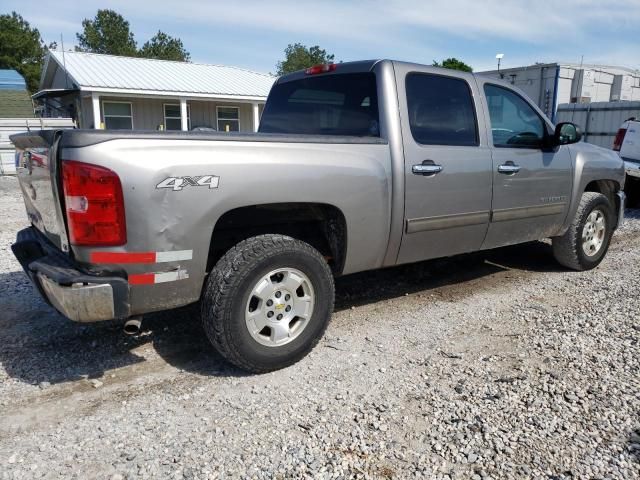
[156,175,219,191]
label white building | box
[34,51,276,132]
[479,62,640,122]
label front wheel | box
[201,234,335,373]
[552,192,614,271]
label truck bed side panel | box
[62,138,392,315]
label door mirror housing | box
[554,122,582,145]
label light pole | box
[496,53,504,72]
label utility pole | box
[496,53,504,73]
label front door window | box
[484,84,545,148]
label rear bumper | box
[11,227,130,322]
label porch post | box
[180,98,188,131]
[252,102,260,132]
[91,92,101,129]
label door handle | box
[412,162,443,176]
[498,162,521,174]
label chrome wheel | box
[245,268,315,347]
[582,209,606,257]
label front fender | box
[560,142,625,234]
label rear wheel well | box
[207,203,347,276]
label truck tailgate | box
[11,130,70,252]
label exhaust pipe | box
[123,317,142,335]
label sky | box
[5,0,640,74]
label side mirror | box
[554,122,582,145]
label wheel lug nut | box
[275,291,281,298]
[285,294,291,301]
[266,299,273,307]
[277,314,283,320]
[285,306,291,312]
[267,311,274,318]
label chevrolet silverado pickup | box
[11,60,626,373]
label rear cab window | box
[259,73,379,137]
[405,73,479,147]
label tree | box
[432,58,473,72]
[276,43,335,75]
[76,9,137,56]
[0,12,44,92]
[139,31,190,61]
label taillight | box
[61,160,126,246]
[304,63,337,75]
[613,128,627,151]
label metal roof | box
[47,51,275,100]
[0,70,27,90]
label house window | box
[217,106,240,132]
[164,104,190,130]
[103,102,133,130]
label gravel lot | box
[0,174,639,480]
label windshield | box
[259,73,379,137]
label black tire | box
[552,192,614,271]
[625,176,640,208]
[201,234,335,373]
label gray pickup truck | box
[11,60,625,373]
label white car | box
[614,118,640,206]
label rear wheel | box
[552,192,614,271]
[201,234,334,373]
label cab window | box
[260,73,379,137]
[406,73,479,147]
[483,84,546,148]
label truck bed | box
[11,128,394,316]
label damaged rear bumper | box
[11,227,130,322]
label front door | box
[395,65,493,265]
[477,81,573,249]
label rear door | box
[394,64,493,265]
[476,81,572,249]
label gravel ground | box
[0,174,639,480]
